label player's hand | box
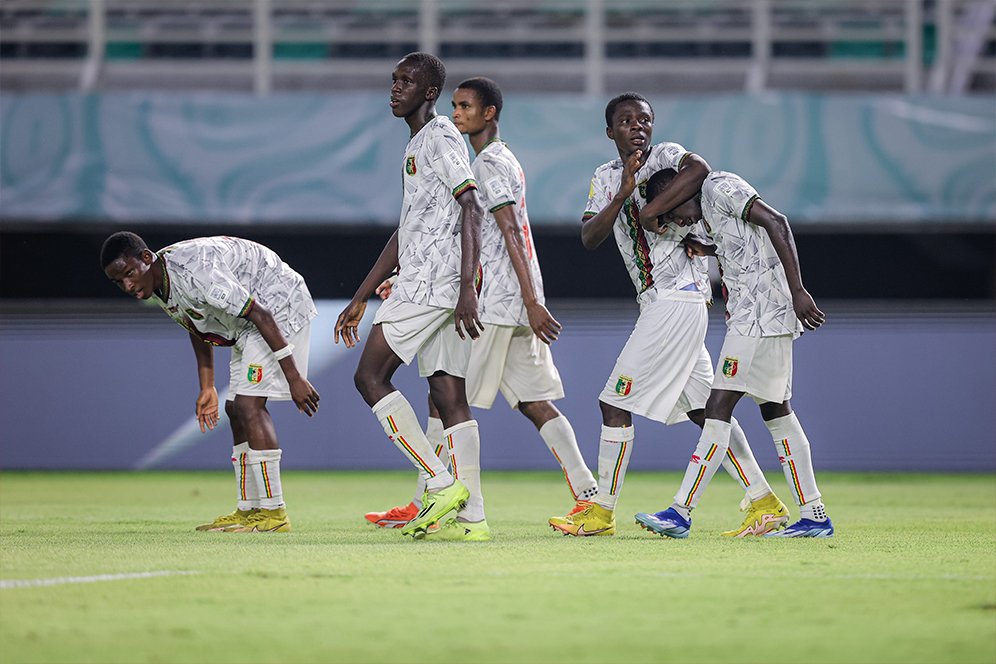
[454,287,484,341]
[793,288,825,331]
[195,387,219,432]
[618,149,642,199]
[289,376,320,417]
[334,298,367,348]
[374,278,394,300]
[526,302,562,345]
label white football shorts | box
[227,322,311,401]
[713,333,794,405]
[374,298,472,379]
[599,293,712,425]
[465,324,565,409]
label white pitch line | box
[0,570,199,590]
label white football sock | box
[231,442,259,510]
[766,412,824,516]
[372,391,452,491]
[411,416,448,507]
[246,448,284,510]
[539,415,597,502]
[593,425,635,511]
[726,417,774,501]
[674,419,732,509]
[445,420,484,522]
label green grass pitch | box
[1,471,994,664]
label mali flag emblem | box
[405,155,417,176]
[722,357,739,378]
[247,364,264,384]
[615,375,633,396]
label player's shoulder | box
[648,141,688,166]
[592,158,620,181]
[428,115,461,140]
[704,171,755,198]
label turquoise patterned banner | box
[1,92,993,225]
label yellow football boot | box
[722,493,789,537]
[549,501,615,537]
[195,508,257,532]
[230,507,291,533]
[421,518,491,542]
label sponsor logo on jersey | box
[185,308,204,320]
[405,155,417,175]
[615,375,633,396]
[247,364,264,384]
[722,357,739,378]
[690,454,701,464]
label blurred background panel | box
[1,0,993,470]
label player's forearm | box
[494,207,539,305]
[458,190,484,290]
[188,331,215,390]
[761,212,806,293]
[580,202,622,250]
[639,154,709,227]
[353,231,400,301]
[245,304,301,380]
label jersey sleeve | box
[583,168,612,220]
[653,142,690,171]
[189,263,255,319]
[475,155,516,213]
[710,173,761,222]
[428,124,478,198]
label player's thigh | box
[496,326,565,409]
[465,324,515,409]
[375,299,455,367]
[227,324,311,401]
[667,344,715,424]
[714,334,793,406]
[417,312,472,379]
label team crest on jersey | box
[722,357,739,378]
[184,308,204,320]
[405,155,417,175]
[638,180,647,200]
[247,364,264,384]
[615,375,633,396]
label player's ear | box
[425,86,439,102]
[141,249,155,264]
[484,105,497,122]
[605,126,614,140]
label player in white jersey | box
[101,232,320,533]
[363,78,597,537]
[334,52,488,540]
[633,167,833,538]
[550,93,788,538]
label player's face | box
[658,196,702,228]
[607,100,654,157]
[104,251,156,300]
[450,88,489,135]
[390,59,432,118]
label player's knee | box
[760,400,792,421]
[519,400,558,427]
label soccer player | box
[363,78,597,537]
[100,232,320,533]
[549,92,787,538]
[334,52,487,540]
[633,167,833,538]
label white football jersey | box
[475,140,545,326]
[154,236,317,346]
[584,141,707,299]
[700,172,803,338]
[391,115,478,309]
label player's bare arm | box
[747,200,826,331]
[454,188,485,341]
[492,204,562,344]
[335,231,400,347]
[639,153,710,232]
[244,303,321,416]
[189,330,219,432]
[581,150,642,250]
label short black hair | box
[605,92,653,128]
[646,168,679,204]
[456,77,503,121]
[100,231,148,269]
[400,51,446,92]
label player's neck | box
[469,125,500,155]
[406,105,437,137]
[152,256,168,300]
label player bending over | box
[633,168,833,538]
[101,232,320,533]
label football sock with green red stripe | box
[765,412,825,519]
[593,425,634,511]
[674,418,732,510]
[372,391,452,491]
[727,417,774,502]
[411,416,448,507]
[231,442,259,510]
[246,448,284,510]
[445,420,484,522]
[539,415,597,502]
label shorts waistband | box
[637,284,706,306]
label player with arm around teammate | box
[334,52,489,540]
[634,167,833,538]
[549,93,788,538]
[101,232,320,533]
[363,77,598,538]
